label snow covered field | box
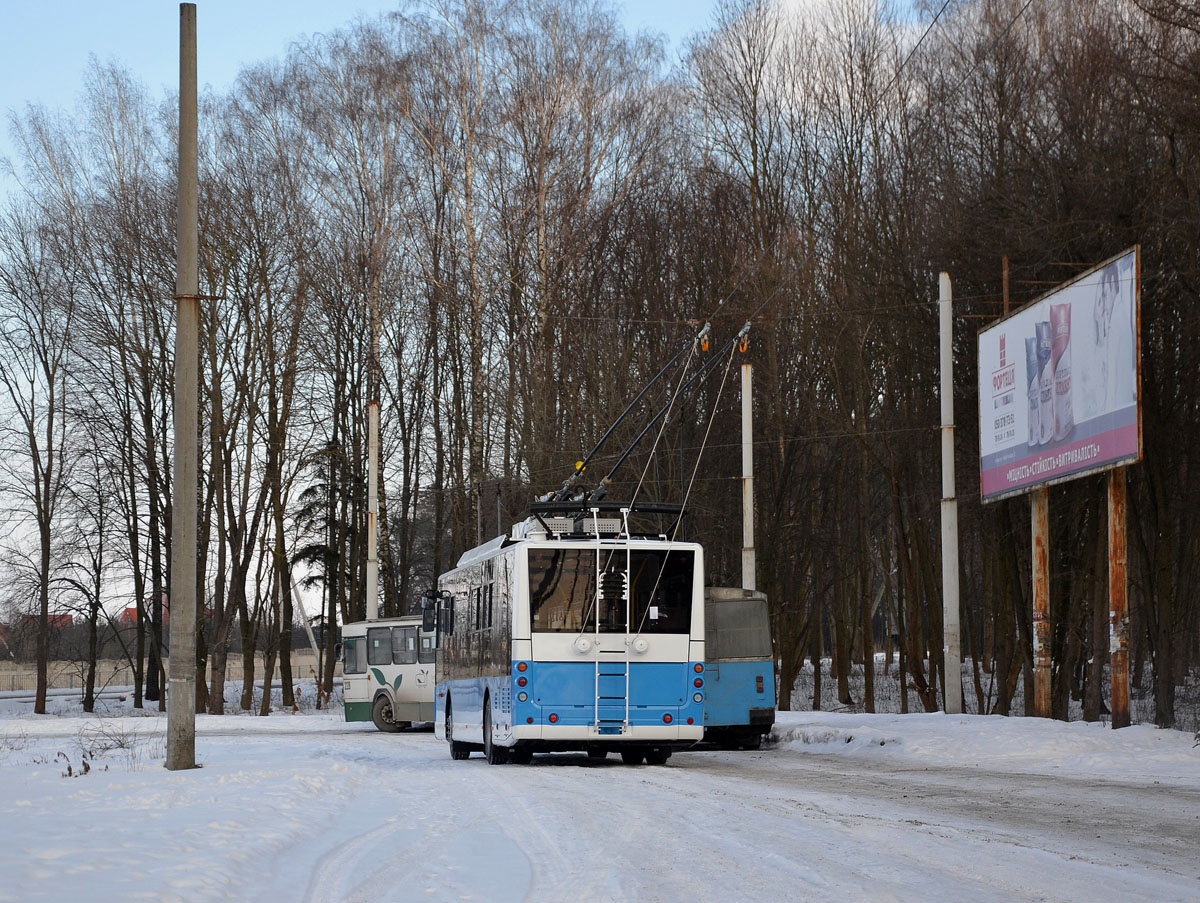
[1,687,1197,902]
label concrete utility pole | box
[366,274,383,620]
[741,363,756,592]
[939,273,963,715]
[167,1,199,770]
[366,397,380,621]
[366,315,380,621]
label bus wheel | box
[586,748,608,761]
[620,750,644,765]
[645,749,671,766]
[372,696,403,733]
[484,699,508,765]
[510,748,533,765]
[447,698,471,760]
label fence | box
[0,650,340,694]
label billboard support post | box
[1031,486,1051,717]
[1108,468,1130,728]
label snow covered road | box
[1,709,1197,902]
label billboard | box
[978,247,1141,502]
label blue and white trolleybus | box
[702,587,775,748]
[433,501,705,765]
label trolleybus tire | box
[372,695,404,733]
[483,698,509,765]
[446,698,472,760]
[620,750,644,765]
[586,748,608,760]
[510,748,533,765]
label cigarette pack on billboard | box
[1050,302,1074,441]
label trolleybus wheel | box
[483,698,509,765]
[586,748,608,760]
[510,748,533,765]
[371,695,404,733]
[620,750,644,765]
[446,698,471,760]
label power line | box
[878,0,957,101]
[943,0,1038,102]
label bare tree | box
[0,203,76,714]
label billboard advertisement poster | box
[978,247,1141,502]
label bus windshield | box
[527,547,694,634]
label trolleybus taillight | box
[662,714,673,724]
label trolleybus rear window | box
[528,548,694,634]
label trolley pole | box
[167,1,199,770]
[939,273,963,715]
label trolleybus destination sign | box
[977,247,1142,503]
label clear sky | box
[0,0,718,195]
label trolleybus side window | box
[419,631,436,663]
[367,627,392,666]
[342,637,366,675]
[392,627,418,665]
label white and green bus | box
[342,615,437,731]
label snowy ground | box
[1,685,1198,902]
